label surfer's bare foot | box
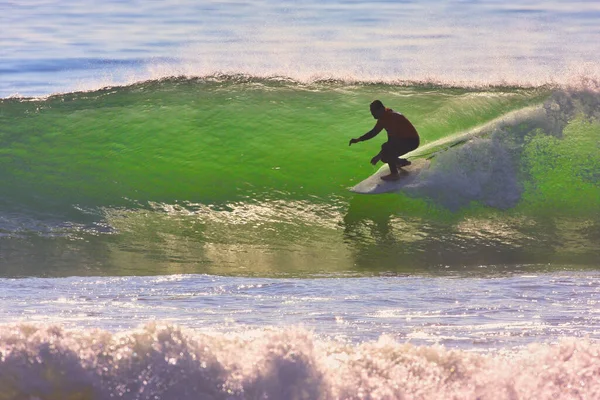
[381,173,400,181]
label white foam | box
[406,136,523,210]
[0,323,598,399]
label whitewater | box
[1,0,600,399]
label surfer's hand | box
[370,155,380,165]
[349,138,360,146]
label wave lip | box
[1,323,599,400]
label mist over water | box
[3,0,600,97]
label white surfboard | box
[350,158,430,194]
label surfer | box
[349,100,420,181]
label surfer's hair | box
[370,100,385,110]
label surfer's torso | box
[374,108,419,140]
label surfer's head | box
[370,100,385,119]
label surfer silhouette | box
[349,100,420,181]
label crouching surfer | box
[349,100,420,181]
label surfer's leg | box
[387,161,399,175]
[380,141,400,180]
[395,138,420,167]
[381,162,401,180]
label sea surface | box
[1,1,599,399]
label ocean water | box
[1,1,600,399]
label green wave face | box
[1,78,598,276]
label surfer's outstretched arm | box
[348,126,383,146]
[359,127,382,142]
